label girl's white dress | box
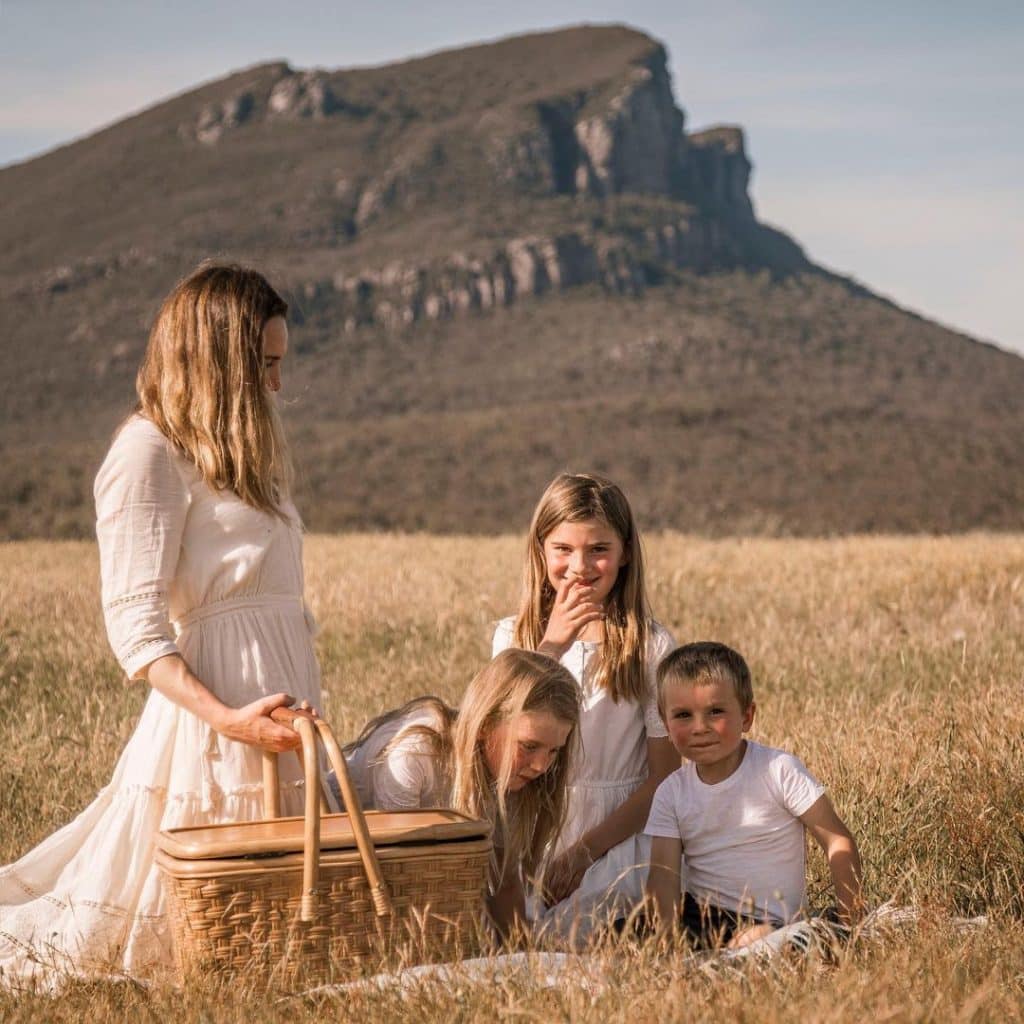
[0,416,322,985]
[492,617,676,940]
[338,706,448,811]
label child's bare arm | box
[488,870,527,945]
[547,738,678,902]
[645,835,683,935]
[799,794,864,925]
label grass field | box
[2,533,1023,1021]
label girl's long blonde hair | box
[135,262,293,515]
[513,472,651,703]
[347,649,580,885]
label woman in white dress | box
[493,473,678,944]
[0,263,320,985]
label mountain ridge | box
[2,23,1023,539]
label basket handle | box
[313,718,392,918]
[261,746,331,819]
[263,708,393,922]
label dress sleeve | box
[642,621,677,739]
[491,616,515,657]
[371,734,440,811]
[93,419,190,680]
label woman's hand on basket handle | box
[218,693,308,752]
[271,699,321,726]
[142,653,303,752]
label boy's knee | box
[725,921,777,949]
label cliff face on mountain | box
[7,29,782,328]
[184,42,753,213]
[2,24,1023,539]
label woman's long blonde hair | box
[135,262,293,515]
[347,649,580,885]
[513,472,651,703]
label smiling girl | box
[493,473,678,943]
[333,648,580,937]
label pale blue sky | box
[2,1,1021,352]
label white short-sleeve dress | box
[333,706,448,812]
[0,416,322,984]
[492,617,676,940]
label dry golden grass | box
[2,533,1023,1021]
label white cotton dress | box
[0,416,322,986]
[492,617,676,941]
[332,706,448,812]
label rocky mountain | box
[2,24,1023,538]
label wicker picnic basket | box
[154,708,493,985]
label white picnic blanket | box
[297,903,989,998]
[300,951,604,996]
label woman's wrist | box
[208,703,237,736]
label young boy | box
[644,642,863,948]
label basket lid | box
[156,808,491,861]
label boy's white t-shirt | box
[644,740,826,925]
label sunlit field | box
[2,534,1023,1021]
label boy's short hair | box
[657,642,755,714]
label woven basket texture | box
[160,838,493,985]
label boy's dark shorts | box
[679,892,758,948]
[618,892,772,949]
